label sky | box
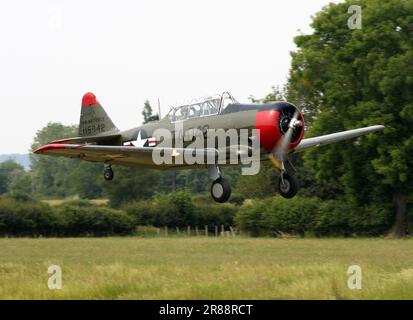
[0,0,341,154]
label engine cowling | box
[255,106,305,152]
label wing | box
[33,144,218,170]
[294,125,384,153]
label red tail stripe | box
[33,144,82,154]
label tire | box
[211,178,231,203]
[104,168,114,181]
[278,173,299,199]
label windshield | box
[167,92,238,122]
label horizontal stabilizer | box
[49,132,122,146]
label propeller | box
[269,109,301,171]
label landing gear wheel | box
[104,167,114,181]
[211,178,231,203]
[278,173,298,199]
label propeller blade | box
[280,110,299,152]
[274,109,300,156]
[268,108,301,175]
[269,108,301,171]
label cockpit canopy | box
[167,92,238,122]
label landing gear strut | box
[209,165,231,203]
[103,165,114,181]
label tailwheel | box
[103,166,114,181]
[278,172,299,199]
[211,178,231,203]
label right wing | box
[33,144,218,169]
[294,125,384,153]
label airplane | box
[34,92,384,203]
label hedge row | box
[123,191,237,228]
[0,192,237,237]
[236,197,393,237]
[0,196,135,237]
[0,192,395,237]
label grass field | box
[0,237,413,299]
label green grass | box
[0,237,413,299]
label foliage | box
[9,170,32,195]
[124,191,237,228]
[287,0,413,236]
[196,203,237,228]
[313,200,392,237]
[103,166,162,207]
[0,195,135,237]
[0,194,57,236]
[55,203,135,236]
[236,162,278,199]
[236,196,392,237]
[142,100,153,124]
[125,191,198,227]
[236,197,319,236]
[0,161,28,195]
[0,190,395,237]
[30,122,103,199]
[153,191,197,227]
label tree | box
[102,166,161,207]
[249,85,287,103]
[0,160,27,195]
[31,123,78,197]
[142,100,153,124]
[31,122,103,198]
[66,162,103,199]
[288,0,413,236]
[236,162,278,199]
[9,170,32,195]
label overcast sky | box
[0,0,341,154]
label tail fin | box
[79,92,118,137]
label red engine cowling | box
[255,108,305,152]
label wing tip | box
[373,124,385,131]
[33,144,82,154]
[33,144,67,154]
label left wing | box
[294,125,384,153]
[33,144,218,169]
